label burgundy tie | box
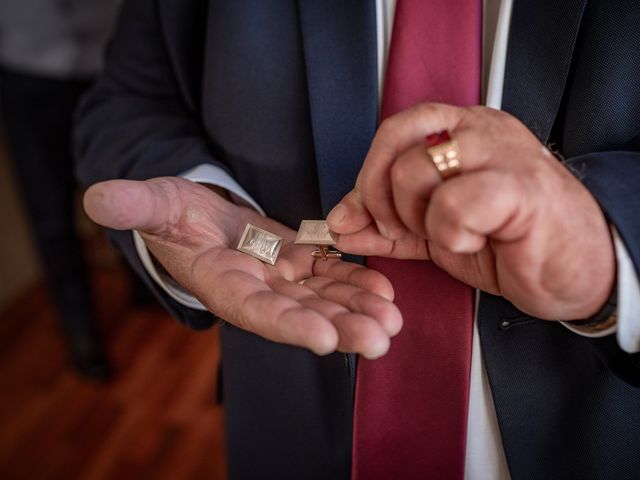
[352,1,481,479]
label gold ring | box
[425,131,462,180]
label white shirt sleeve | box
[132,164,265,311]
[615,232,640,353]
[562,229,640,354]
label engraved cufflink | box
[236,224,283,265]
[295,220,342,260]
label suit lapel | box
[298,0,378,215]
[500,0,587,143]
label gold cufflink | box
[295,220,342,261]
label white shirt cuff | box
[562,228,640,353]
[133,163,265,311]
[614,230,640,353]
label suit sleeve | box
[563,151,640,385]
[74,0,221,329]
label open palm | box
[84,177,401,358]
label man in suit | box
[76,0,640,478]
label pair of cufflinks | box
[236,220,342,265]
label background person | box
[0,0,121,379]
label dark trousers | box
[0,67,96,341]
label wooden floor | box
[0,267,227,480]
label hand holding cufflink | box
[84,176,400,358]
[328,103,615,322]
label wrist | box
[567,283,618,333]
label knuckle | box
[467,105,486,116]
[458,105,477,120]
[432,188,463,223]
[390,158,412,186]
[497,110,526,133]
[151,177,179,198]
[416,102,437,116]
[359,179,379,206]
[378,117,397,138]
[499,109,519,124]
[430,223,459,249]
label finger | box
[83,178,176,233]
[426,241,500,295]
[272,279,394,359]
[272,243,317,283]
[300,279,400,359]
[334,224,430,260]
[209,270,340,355]
[298,294,351,318]
[269,278,348,318]
[331,313,391,359]
[302,276,402,337]
[312,260,395,301]
[426,170,524,253]
[390,142,442,237]
[334,225,395,256]
[326,188,373,235]
[356,103,464,239]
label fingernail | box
[451,234,475,253]
[376,220,390,238]
[327,204,347,226]
[364,337,391,360]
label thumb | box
[83,179,176,233]
[326,187,373,235]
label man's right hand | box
[83,177,402,359]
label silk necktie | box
[352,1,481,478]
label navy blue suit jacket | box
[76,1,640,478]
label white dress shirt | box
[133,0,640,478]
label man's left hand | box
[328,103,615,321]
